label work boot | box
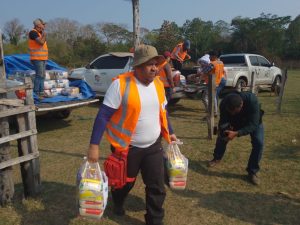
[113,204,125,216]
[247,174,260,185]
[207,159,221,167]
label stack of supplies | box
[77,158,108,220]
[164,142,188,190]
[43,70,70,97]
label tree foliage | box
[3,18,25,45]
[2,13,300,68]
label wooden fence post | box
[16,77,41,197]
[207,74,216,140]
[0,31,14,206]
[276,69,288,114]
[250,72,256,94]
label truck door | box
[88,55,131,94]
[248,56,261,85]
[257,56,272,85]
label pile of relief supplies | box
[76,158,108,219]
[164,141,188,190]
[11,70,80,98]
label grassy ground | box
[0,71,299,225]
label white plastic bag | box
[77,158,108,219]
[165,141,188,190]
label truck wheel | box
[271,76,281,95]
[53,110,71,119]
[235,79,247,92]
[168,98,180,105]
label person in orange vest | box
[88,45,177,225]
[198,51,226,117]
[170,40,191,71]
[157,51,175,101]
[28,18,48,98]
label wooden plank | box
[0,129,37,145]
[24,78,38,154]
[276,69,288,114]
[20,78,41,197]
[0,83,31,94]
[0,99,24,107]
[0,105,35,118]
[207,74,216,140]
[0,152,39,170]
[0,91,14,205]
[0,30,5,82]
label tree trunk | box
[132,0,140,49]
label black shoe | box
[247,174,260,185]
[207,159,221,167]
[113,204,125,216]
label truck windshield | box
[220,56,246,66]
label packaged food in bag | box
[164,142,188,190]
[76,158,108,219]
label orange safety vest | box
[157,60,170,88]
[106,72,171,151]
[211,60,225,86]
[28,29,48,61]
[171,43,187,62]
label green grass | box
[1,70,300,225]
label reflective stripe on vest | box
[107,76,133,143]
[28,29,48,61]
[106,72,170,150]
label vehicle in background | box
[219,53,282,93]
[69,52,186,105]
[4,54,99,119]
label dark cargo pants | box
[111,139,166,225]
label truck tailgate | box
[36,98,99,113]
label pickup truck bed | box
[36,98,99,113]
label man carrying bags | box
[88,45,177,225]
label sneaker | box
[248,174,260,185]
[207,159,221,167]
[113,204,125,216]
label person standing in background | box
[170,40,191,72]
[157,51,175,101]
[28,18,48,99]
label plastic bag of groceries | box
[164,141,188,190]
[76,157,108,219]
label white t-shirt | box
[103,77,161,148]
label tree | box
[3,18,25,45]
[285,15,300,58]
[155,20,181,53]
[97,23,131,45]
[46,18,80,44]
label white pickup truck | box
[69,52,186,105]
[219,53,282,92]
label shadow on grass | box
[269,144,300,161]
[12,182,145,225]
[188,159,246,181]
[174,189,300,225]
[36,116,72,133]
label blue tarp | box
[34,80,95,104]
[4,54,66,76]
[4,54,95,104]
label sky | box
[0,0,299,31]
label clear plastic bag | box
[165,141,188,190]
[76,158,108,219]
